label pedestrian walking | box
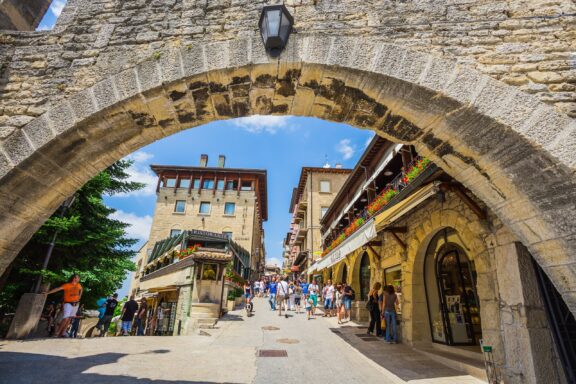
[294,281,303,314]
[308,279,319,316]
[382,285,399,343]
[305,294,313,320]
[367,282,382,336]
[268,277,278,311]
[121,295,138,336]
[254,280,260,297]
[260,279,266,297]
[323,280,335,317]
[342,282,354,322]
[277,277,290,318]
[100,293,118,337]
[335,284,344,324]
[136,298,148,336]
[288,281,295,311]
[68,304,84,338]
[43,274,83,338]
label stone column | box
[6,293,47,339]
[495,242,565,383]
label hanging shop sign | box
[316,218,377,271]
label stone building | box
[130,229,250,336]
[284,166,351,275]
[131,154,267,283]
[315,136,570,383]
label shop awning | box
[315,218,378,272]
[375,182,439,230]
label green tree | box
[0,160,144,312]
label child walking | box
[305,294,314,320]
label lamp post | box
[33,195,76,293]
[259,5,294,57]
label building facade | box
[284,166,351,276]
[131,154,267,289]
[315,137,571,383]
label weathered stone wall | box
[1,0,576,129]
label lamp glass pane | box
[279,10,291,42]
[266,9,281,37]
[261,12,268,41]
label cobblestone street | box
[0,298,484,384]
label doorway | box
[424,228,482,345]
[359,252,370,301]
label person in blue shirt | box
[300,278,309,296]
[268,276,278,311]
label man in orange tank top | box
[44,274,83,337]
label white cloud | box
[115,151,157,197]
[50,0,67,17]
[111,210,153,241]
[231,115,293,134]
[336,139,355,160]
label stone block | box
[159,49,185,84]
[6,293,47,339]
[21,116,55,149]
[68,88,97,120]
[5,115,34,128]
[93,77,120,110]
[114,69,141,100]
[46,102,77,134]
[1,129,34,165]
[136,60,162,93]
[180,43,207,78]
[0,126,16,139]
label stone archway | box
[0,35,575,315]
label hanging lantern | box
[259,5,294,57]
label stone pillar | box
[495,242,565,383]
[6,293,46,339]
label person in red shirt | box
[44,274,83,337]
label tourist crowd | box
[247,275,399,343]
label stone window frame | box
[199,201,212,215]
[174,200,186,214]
[319,180,331,193]
[224,202,236,216]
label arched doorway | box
[359,252,371,301]
[424,228,482,346]
[342,264,348,285]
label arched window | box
[424,228,482,345]
[359,252,371,301]
[342,264,348,285]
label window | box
[203,179,215,189]
[170,229,182,237]
[321,206,329,218]
[223,231,233,239]
[199,202,211,214]
[226,180,236,190]
[165,178,176,188]
[241,181,252,191]
[179,179,190,188]
[217,179,225,190]
[193,178,201,189]
[174,200,186,213]
[224,202,236,215]
[320,180,331,193]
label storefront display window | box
[424,228,482,346]
[384,265,402,314]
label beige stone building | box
[284,166,351,275]
[131,154,267,293]
[315,136,569,383]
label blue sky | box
[36,0,65,31]
[105,116,374,269]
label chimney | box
[335,163,343,169]
[218,155,226,168]
[200,154,208,167]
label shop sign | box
[317,218,377,270]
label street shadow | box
[329,326,470,381]
[0,350,242,384]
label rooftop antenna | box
[323,154,331,168]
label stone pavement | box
[0,298,485,384]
